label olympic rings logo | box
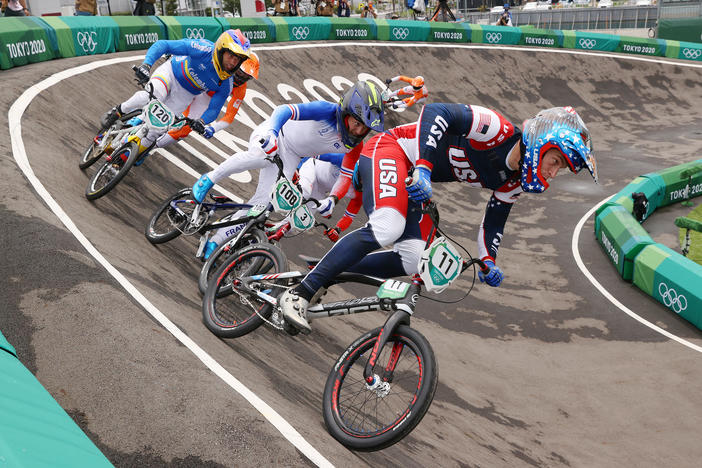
[579,38,597,49]
[185,28,205,39]
[392,28,410,40]
[77,31,98,53]
[682,48,702,59]
[485,32,502,43]
[292,26,310,40]
[658,282,688,314]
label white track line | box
[8,56,333,468]
[572,198,702,353]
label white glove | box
[317,196,336,218]
[258,130,278,156]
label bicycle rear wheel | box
[85,142,138,200]
[145,188,195,244]
[323,325,438,451]
[202,243,287,338]
[80,111,140,170]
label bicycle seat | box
[209,194,232,203]
[298,254,320,269]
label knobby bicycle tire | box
[85,142,139,200]
[145,188,195,244]
[80,110,140,170]
[202,243,287,338]
[322,325,438,451]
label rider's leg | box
[156,92,208,149]
[280,135,412,331]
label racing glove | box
[406,162,433,202]
[324,227,340,242]
[258,130,278,156]
[317,196,337,218]
[134,63,151,85]
[203,125,215,139]
[478,259,504,287]
[190,119,207,135]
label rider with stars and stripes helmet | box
[520,106,598,193]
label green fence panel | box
[0,331,112,467]
[653,159,702,208]
[519,26,562,48]
[632,244,702,330]
[596,204,655,281]
[597,175,667,223]
[40,16,118,58]
[376,19,430,42]
[663,40,702,62]
[427,22,470,43]
[217,17,277,43]
[110,16,166,52]
[615,35,666,57]
[329,17,376,41]
[269,16,332,42]
[470,24,521,45]
[156,16,225,42]
[562,30,619,52]
[0,17,57,70]
[659,17,702,45]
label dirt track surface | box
[3,43,702,467]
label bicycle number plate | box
[376,279,410,300]
[247,204,268,218]
[418,236,462,293]
[146,100,175,128]
[271,177,302,213]
[290,204,315,232]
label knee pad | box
[367,207,405,247]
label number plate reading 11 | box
[418,237,462,293]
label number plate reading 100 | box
[271,177,302,212]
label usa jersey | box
[390,103,524,261]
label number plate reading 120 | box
[146,101,174,128]
[418,237,462,293]
[271,177,302,213]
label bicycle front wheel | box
[85,142,138,200]
[202,243,287,338]
[145,188,194,244]
[323,325,438,451]
[197,227,268,295]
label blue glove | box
[406,166,432,202]
[478,260,504,287]
[203,126,215,139]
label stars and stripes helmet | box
[520,106,598,193]
[336,80,384,149]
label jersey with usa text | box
[389,103,524,261]
[144,39,234,124]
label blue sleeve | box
[316,153,345,167]
[201,84,231,124]
[417,103,474,169]
[480,195,514,261]
[143,39,210,67]
[268,101,338,136]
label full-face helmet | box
[520,106,598,193]
[411,76,425,89]
[336,80,384,149]
[212,29,252,80]
[233,52,259,86]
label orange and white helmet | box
[233,52,259,86]
[411,76,425,89]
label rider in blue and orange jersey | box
[99,29,251,153]
[279,104,599,333]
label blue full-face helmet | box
[336,80,384,149]
[520,106,598,193]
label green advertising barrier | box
[0,17,57,70]
[329,17,375,41]
[217,17,277,43]
[519,26,562,48]
[470,24,521,45]
[664,40,702,62]
[653,159,702,208]
[562,30,619,52]
[0,331,112,467]
[428,22,470,43]
[111,16,166,52]
[632,244,702,329]
[269,16,331,42]
[615,35,666,57]
[659,17,702,45]
[597,175,666,222]
[596,204,655,281]
[376,19,430,42]
[156,16,224,42]
[40,16,118,58]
